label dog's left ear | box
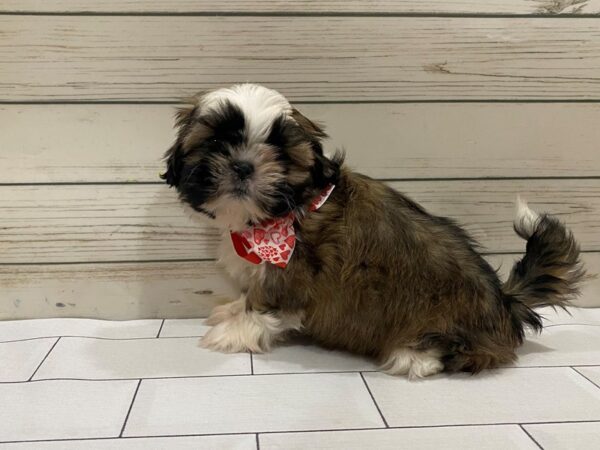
[291,108,342,187]
[161,99,198,187]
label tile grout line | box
[156,319,165,338]
[4,365,600,384]
[1,370,380,384]
[255,433,260,450]
[519,424,544,450]
[119,379,142,437]
[2,320,599,344]
[359,372,389,428]
[5,421,600,445]
[28,337,60,381]
[0,335,207,344]
[571,367,600,390]
[3,322,599,345]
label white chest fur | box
[217,232,265,291]
[182,202,265,291]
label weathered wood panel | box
[2,253,598,320]
[3,16,600,102]
[0,185,220,263]
[0,261,236,320]
[1,180,598,264]
[3,103,600,183]
[3,0,600,15]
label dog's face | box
[162,84,340,231]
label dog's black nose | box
[231,161,254,180]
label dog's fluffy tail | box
[502,196,586,333]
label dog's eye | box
[205,138,231,157]
[207,137,225,148]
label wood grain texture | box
[3,16,600,102]
[1,180,598,264]
[3,103,600,183]
[3,0,600,15]
[2,253,597,320]
[0,261,236,320]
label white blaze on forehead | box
[200,84,292,142]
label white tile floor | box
[1,307,599,449]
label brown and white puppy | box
[162,84,585,378]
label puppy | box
[162,84,585,378]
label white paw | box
[204,298,245,326]
[381,348,444,379]
[200,309,273,354]
[408,356,444,380]
[200,320,254,353]
[380,350,412,375]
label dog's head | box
[162,84,342,230]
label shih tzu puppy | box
[162,84,585,378]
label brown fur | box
[245,169,530,371]
[164,85,586,375]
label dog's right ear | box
[291,108,328,141]
[161,99,199,187]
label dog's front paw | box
[204,298,245,326]
[200,312,269,354]
[200,321,250,353]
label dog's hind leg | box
[412,332,518,374]
[380,347,444,380]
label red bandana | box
[230,184,335,268]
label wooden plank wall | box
[3,16,600,102]
[1,1,599,319]
[4,1,600,14]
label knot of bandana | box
[230,184,335,268]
